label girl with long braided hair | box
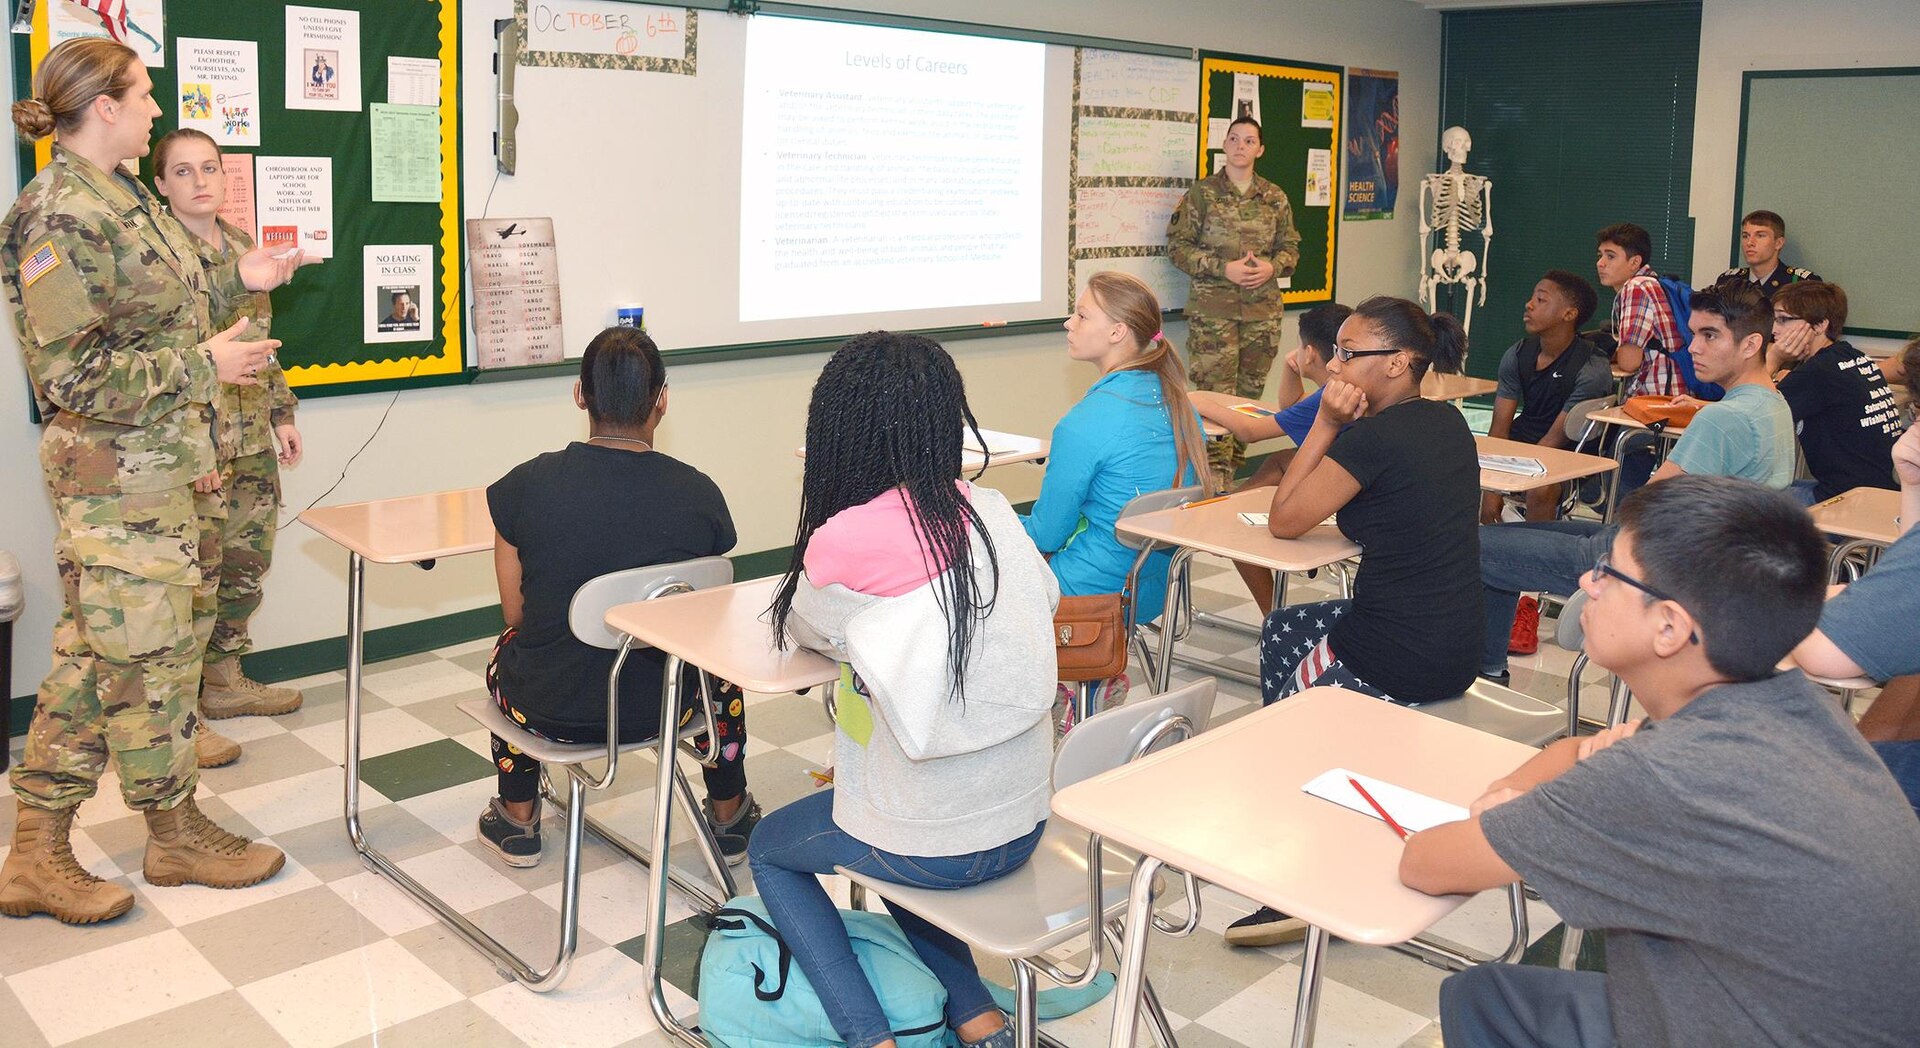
[1023,271,1208,723]
[755,332,1059,1048]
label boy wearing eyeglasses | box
[1404,475,1920,1048]
[1477,283,1793,686]
[1764,280,1901,506]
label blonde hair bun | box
[12,98,56,141]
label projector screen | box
[739,18,1047,323]
[470,10,1076,358]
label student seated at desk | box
[1481,283,1794,681]
[1402,476,1920,1048]
[1023,271,1206,719]
[1765,280,1902,505]
[1481,270,1610,524]
[477,328,757,868]
[1228,297,1481,947]
[1792,417,1920,814]
[757,331,1058,1048]
[1189,303,1352,613]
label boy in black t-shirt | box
[478,328,758,869]
[1484,270,1612,523]
[1767,281,1902,504]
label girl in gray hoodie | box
[753,332,1060,1048]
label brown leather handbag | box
[1052,593,1130,682]
[1621,394,1702,429]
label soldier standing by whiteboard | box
[1167,115,1300,490]
[0,39,298,924]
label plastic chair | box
[837,678,1218,1048]
[454,555,737,990]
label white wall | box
[1,0,1442,698]
[1689,0,1919,355]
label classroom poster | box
[1305,148,1333,207]
[387,56,439,106]
[1300,82,1335,129]
[369,103,440,202]
[1231,73,1261,125]
[466,217,564,369]
[217,153,255,239]
[1344,69,1399,221]
[50,0,165,68]
[285,5,362,112]
[254,156,334,259]
[177,38,259,148]
[364,245,432,344]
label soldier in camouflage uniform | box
[0,40,294,925]
[153,129,305,724]
[1167,116,1301,490]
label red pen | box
[1348,776,1410,839]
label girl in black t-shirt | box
[1255,296,1483,706]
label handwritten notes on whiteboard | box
[1076,186,1186,250]
[1079,50,1197,113]
[1069,49,1199,312]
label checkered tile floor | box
[0,561,1614,1048]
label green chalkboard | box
[15,1,464,396]
[1197,52,1342,306]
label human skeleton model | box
[1418,126,1494,335]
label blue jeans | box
[1440,964,1617,1047]
[1786,478,1820,507]
[747,788,1045,1048]
[1874,741,1920,819]
[1480,521,1617,677]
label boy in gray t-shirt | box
[1402,476,1920,1048]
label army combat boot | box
[0,802,135,924]
[143,797,285,889]
[195,726,241,768]
[200,656,303,719]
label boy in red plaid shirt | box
[1596,222,1684,398]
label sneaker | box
[1052,683,1077,741]
[1479,670,1512,688]
[1097,674,1130,713]
[1508,595,1540,656]
[1225,906,1308,947]
[477,798,541,868]
[704,792,762,867]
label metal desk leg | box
[1290,925,1330,1047]
[1153,552,1194,693]
[646,653,713,1048]
[341,552,582,991]
[1107,855,1166,1048]
[1603,430,1630,524]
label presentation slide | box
[739,18,1046,323]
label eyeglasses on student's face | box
[1332,346,1401,363]
[1591,549,1699,644]
[1772,312,1804,327]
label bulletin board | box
[1197,53,1341,306]
[13,0,465,396]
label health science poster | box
[364,246,432,344]
[177,38,260,148]
[254,156,334,259]
[286,5,362,112]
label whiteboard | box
[1737,69,1920,336]
[461,4,1075,359]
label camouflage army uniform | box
[198,218,295,660]
[1166,170,1301,485]
[1711,260,1819,301]
[1,147,232,812]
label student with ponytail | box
[756,332,1058,1048]
[1226,294,1484,946]
[1022,271,1207,715]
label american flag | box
[64,0,130,45]
[20,242,60,288]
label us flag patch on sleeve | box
[20,241,61,288]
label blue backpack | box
[1654,275,1724,401]
[698,896,956,1048]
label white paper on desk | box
[962,431,1044,458]
[1479,453,1548,477]
[1302,768,1468,833]
[1240,512,1337,528]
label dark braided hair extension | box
[770,332,999,700]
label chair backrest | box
[568,556,735,650]
[1553,589,1589,652]
[1115,484,1208,551]
[1564,396,1613,448]
[1052,677,1216,792]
